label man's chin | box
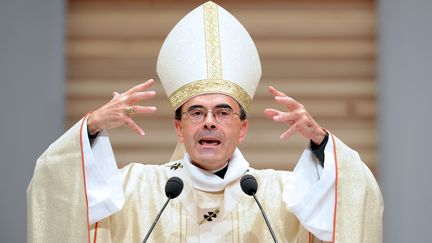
[191,155,226,171]
[195,145,222,155]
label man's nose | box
[203,111,217,129]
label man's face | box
[175,94,248,171]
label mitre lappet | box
[157,1,262,160]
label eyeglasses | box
[181,107,241,124]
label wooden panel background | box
[67,0,377,175]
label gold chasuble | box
[28,117,382,243]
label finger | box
[268,86,287,97]
[264,109,295,126]
[112,91,120,97]
[127,91,156,103]
[132,106,157,114]
[264,108,295,121]
[125,79,155,95]
[272,112,298,123]
[263,108,281,118]
[274,96,302,111]
[123,116,145,136]
[280,125,297,140]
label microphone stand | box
[252,193,278,243]
[142,198,171,243]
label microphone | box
[142,176,184,243]
[240,174,279,243]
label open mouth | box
[198,138,221,146]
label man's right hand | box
[87,79,157,136]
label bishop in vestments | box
[27,2,383,242]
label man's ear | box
[238,119,249,144]
[174,120,184,143]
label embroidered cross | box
[203,209,219,222]
[170,162,183,170]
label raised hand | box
[87,79,157,136]
[264,85,326,145]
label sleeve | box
[27,115,125,243]
[282,133,336,241]
[282,132,383,242]
[27,116,92,243]
[81,117,124,224]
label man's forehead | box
[183,94,240,108]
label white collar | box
[182,148,249,192]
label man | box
[27,2,383,242]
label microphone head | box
[240,174,258,196]
[165,176,184,199]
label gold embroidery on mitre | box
[169,80,251,112]
[203,1,222,80]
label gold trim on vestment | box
[168,79,252,112]
[231,212,234,243]
[236,207,240,242]
[185,209,189,241]
[203,1,222,80]
[179,206,182,243]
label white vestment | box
[27,116,383,242]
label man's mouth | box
[198,138,221,146]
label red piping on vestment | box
[79,113,92,243]
[93,222,99,243]
[330,132,339,243]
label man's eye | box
[216,109,230,116]
[190,110,204,116]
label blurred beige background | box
[67,0,378,173]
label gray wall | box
[379,0,432,242]
[0,0,65,242]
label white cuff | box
[283,136,336,241]
[81,117,125,224]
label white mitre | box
[157,1,261,112]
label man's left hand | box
[264,85,326,145]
